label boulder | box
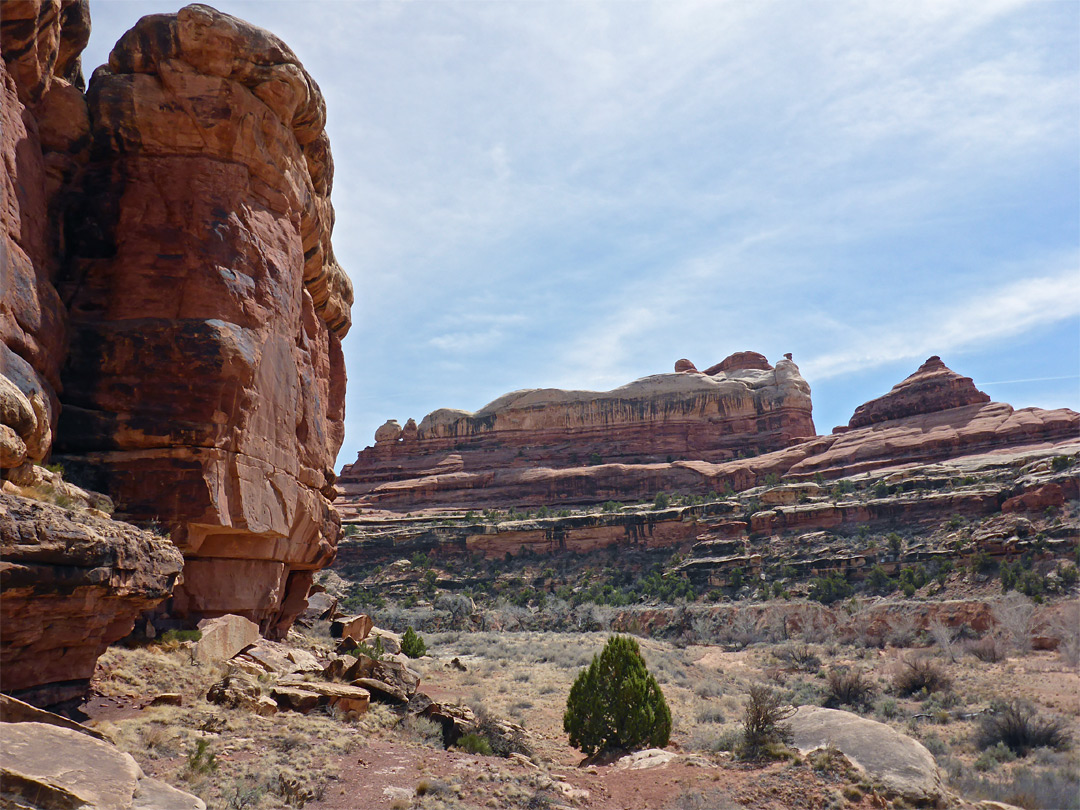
[297,591,338,626]
[0,721,205,809]
[331,614,374,642]
[0,694,109,742]
[207,674,277,716]
[1002,483,1065,513]
[0,492,183,707]
[271,686,321,714]
[194,614,260,664]
[369,626,402,655]
[788,706,945,806]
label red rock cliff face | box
[1,0,91,467]
[337,357,1077,511]
[848,355,990,429]
[339,353,815,508]
[53,4,353,637]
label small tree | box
[740,684,795,759]
[401,626,426,659]
[563,636,671,756]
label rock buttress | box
[55,4,353,638]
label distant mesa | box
[337,354,1078,511]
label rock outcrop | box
[848,355,990,429]
[338,356,1076,512]
[0,721,205,809]
[788,706,946,806]
[1,0,91,473]
[340,352,815,508]
[50,4,353,637]
[0,491,183,707]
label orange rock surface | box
[338,357,1077,511]
[44,4,353,637]
[340,353,816,508]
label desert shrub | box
[401,626,426,658]
[977,701,1071,756]
[456,732,492,756]
[823,667,876,710]
[653,492,671,509]
[159,629,202,644]
[738,684,794,760]
[974,741,1018,771]
[866,564,896,594]
[967,634,1006,663]
[186,739,219,775]
[893,657,952,698]
[775,643,821,672]
[563,635,671,756]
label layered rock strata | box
[340,352,815,508]
[0,0,91,472]
[0,491,183,707]
[338,357,1078,510]
[52,4,352,636]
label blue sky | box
[83,1,1079,468]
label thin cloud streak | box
[803,265,1080,381]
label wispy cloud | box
[803,260,1080,380]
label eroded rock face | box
[337,358,1076,511]
[849,355,990,429]
[340,354,815,508]
[0,0,91,468]
[54,4,352,637]
[0,491,183,707]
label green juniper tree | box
[563,636,671,756]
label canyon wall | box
[340,351,815,508]
[0,0,90,473]
[338,356,1077,511]
[2,1,352,665]
[53,4,352,637]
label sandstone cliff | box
[338,356,1077,511]
[0,0,91,472]
[340,352,815,507]
[49,4,352,637]
[1,1,352,661]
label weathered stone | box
[849,356,990,428]
[0,492,183,707]
[237,639,298,674]
[271,685,321,713]
[53,2,352,638]
[0,721,205,809]
[1002,483,1065,513]
[788,706,945,806]
[339,354,815,509]
[148,693,183,707]
[368,626,402,655]
[207,674,277,716]
[195,614,260,664]
[330,613,373,642]
[0,694,108,742]
[296,590,338,625]
[353,677,408,704]
[286,648,323,673]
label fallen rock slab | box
[789,706,945,806]
[0,721,205,809]
[195,614,260,664]
[330,614,373,642]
